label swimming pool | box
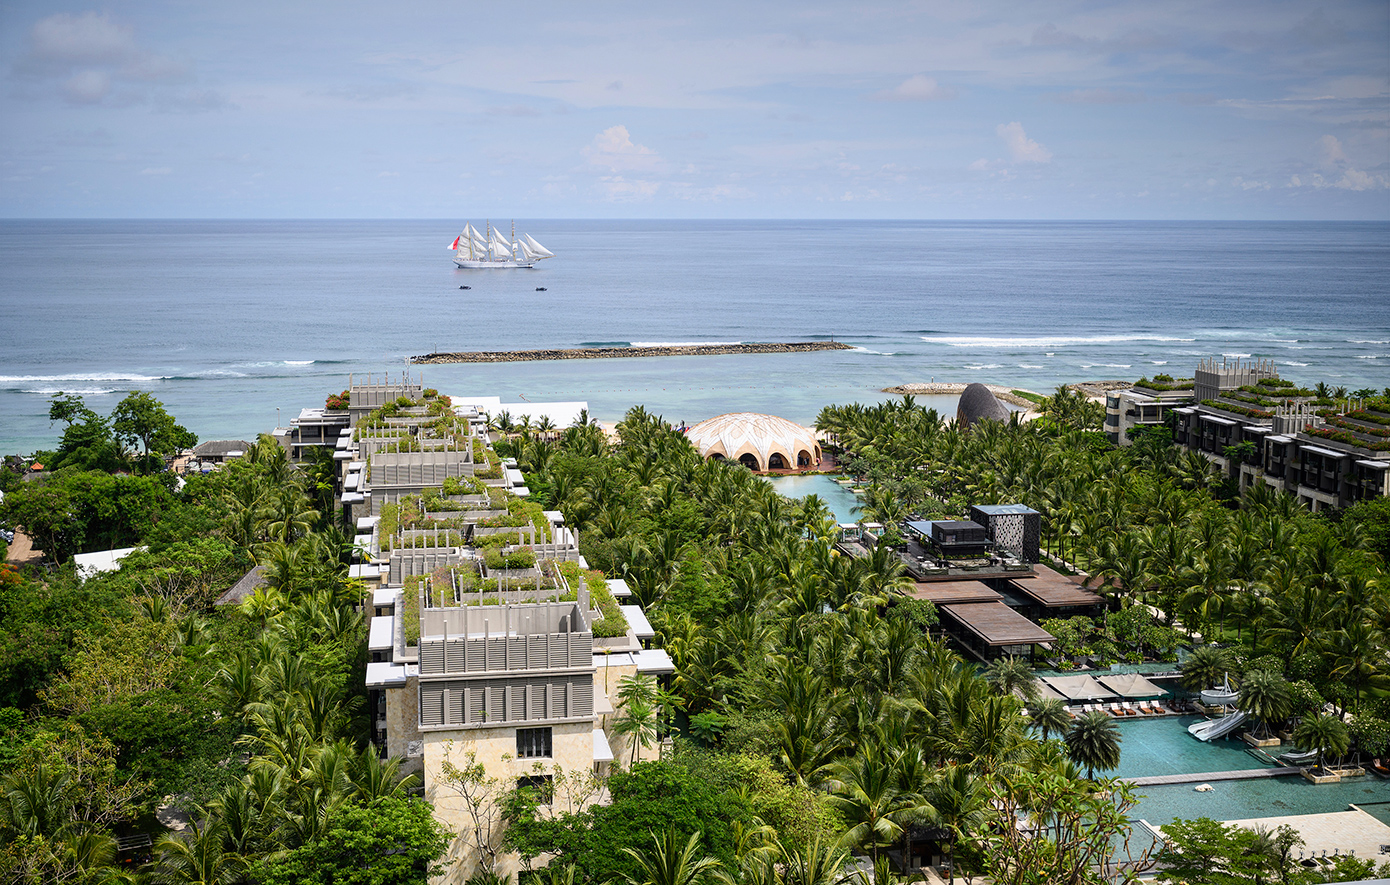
[1111,716,1269,780]
[1130,777,1390,827]
[763,473,862,525]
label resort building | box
[956,382,1012,430]
[302,377,670,883]
[1104,382,1195,447]
[685,412,822,470]
[1107,359,1390,510]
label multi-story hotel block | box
[1107,358,1390,511]
[307,378,670,883]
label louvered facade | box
[416,602,595,732]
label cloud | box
[1287,135,1388,191]
[487,105,543,117]
[996,122,1052,163]
[1318,134,1347,167]
[1052,88,1146,104]
[596,176,659,202]
[14,11,222,109]
[876,74,955,101]
[582,125,660,172]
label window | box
[516,775,554,804]
[516,727,552,758]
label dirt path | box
[5,529,44,565]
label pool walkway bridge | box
[1125,766,1302,787]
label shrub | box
[325,390,349,410]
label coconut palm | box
[927,763,987,885]
[1030,697,1072,742]
[1064,710,1122,778]
[149,818,244,885]
[622,827,723,885]
[778,835,854,885]
[1238,669,1292,738]
[1180,645,1236,693]
[1294,713,1350,773]
[825,744,919,864]
[983,656,1037,701]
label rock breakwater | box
[411,341,851,364]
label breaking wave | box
[922,334,1195,348]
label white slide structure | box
[1188,710,1248,742]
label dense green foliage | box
[0,399,437,884]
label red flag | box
[449,236,461,250]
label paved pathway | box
[1126,766,1302,786]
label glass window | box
[516,727,553,758]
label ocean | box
[1,220,1387,455]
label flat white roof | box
[357,515,381,530]
[1201,414,1238,426]
[1302,445,1351,459]
[592,728,615,762]
[349,564,381,579]
[606,578,632,598]
[373,587,398,607]
[1267,435,1293,443]
[620,604,655,640]
[347,460,365,471]
[73,546,144,578]
[368,615,394,650]
[505,467,526,486]
[1356,460,1390,469]
[333,450,352,459]
[365,662,408,688]
[499,401,591,428]
[543,510,565,524]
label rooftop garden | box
[1199,399,1272,420]
[399,557,627,644]
[1133,373,1193,391]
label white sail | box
[516,239,537,260]
[471,235,488,254]
[523,234,554,258]
[491,238,513,258]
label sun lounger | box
[1122,702,1139,716]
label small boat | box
[459,285,471,290]
[535,287,547,291]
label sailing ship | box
[448,220,554,268]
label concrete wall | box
[424,720,595,884]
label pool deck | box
[1222,806,1390,860]
[1126,766,1303,786]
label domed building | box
[957,382,1011,431]
[686,412,822,471]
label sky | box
[0,1,1387,219]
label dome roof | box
[686,412,822,471]
[957,383,1011,430]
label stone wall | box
[411,341,850,364]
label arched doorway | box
[768,453,787,470]
[797,449,812,467]
[738,453,760,470]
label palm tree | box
[983,656,1037,701]
[1064,710,1122,778]
[1238,670,1292,739]
[1180,645,1235,693]
[149,818,244,884]
[778,835,853,885]
[1030,697,1072,742]
[825,745,921,864]
[1294,713,1350,774]
[927,763,987,885]
[622,828,723,885]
